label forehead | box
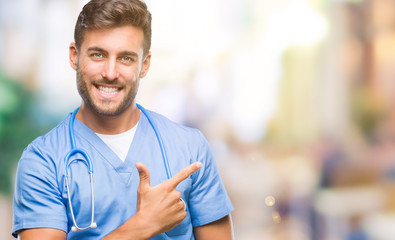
[80,25,144,53]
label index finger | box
[169,162,202,188]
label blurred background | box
[1,0,395,239]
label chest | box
[58,141,194,238]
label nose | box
[101,59,119,80]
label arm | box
[13,145,69,240]
[18,228,66,240]
[194,215,234,240]
[101,212,156,240]
[188,131,234,238]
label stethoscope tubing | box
[64,104,175,232]
[136,103,172,179]
[65,107,96,232]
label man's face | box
[69,26,151,116]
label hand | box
[135,161,202,237]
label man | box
[12,0,234,239]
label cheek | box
[80,62,104,79]
[121,67,140,81]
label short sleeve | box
[188,131,234,227]
[12,143,67,237]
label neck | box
[76,102,140,134]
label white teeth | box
[99,86,119,95]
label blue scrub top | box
[12,108,233,239]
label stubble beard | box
[76,68,139,117]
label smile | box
[98,86,119,95]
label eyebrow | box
[119,51,139,57]
[87,47,106,53]
[87,47,138,57]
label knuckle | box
[165,183,174,192]
[137,186,148,195]
[181,169,188,178]
[175,208,186,223]
[180,211,187,219]
[175,191,182,199]
[184,168,191,178]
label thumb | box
[136,162,151,191]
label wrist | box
[131,211,157,240]
[101,212,153,240]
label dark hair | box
[74,0,152,56]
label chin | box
[92,103,132,117]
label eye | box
[120,56,135,63]
[91,52,103,58]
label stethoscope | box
[64,103,177,232]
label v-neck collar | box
[72,112,149,184]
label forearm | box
[194,215,234,240]
[101,212,154,240]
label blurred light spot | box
[265,195,276,207]
[266,0,328,48]
[272,211,281,224]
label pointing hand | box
[135,162,202,236]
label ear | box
[139,52,151,78]
[69,42,79,71]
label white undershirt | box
[95,123,138,162]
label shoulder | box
[21,113,71,165]
[145,109,204,141]
[31,113,70,145]
[143,110,214,166]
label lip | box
[94,84,122,99]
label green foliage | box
[0,72,51,196]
